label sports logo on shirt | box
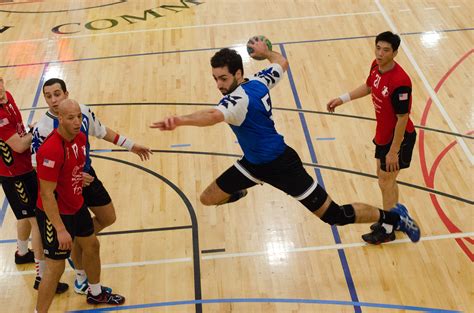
[71,143,79,159]
[382,86,389,97]
[72,164,84,195]
[255,67,280,85]
[0,117,9,127]
[219,95,242,108]
[43,159,55,168]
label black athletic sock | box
[378,209,400,233]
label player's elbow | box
[208,110,224,125]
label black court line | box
[280,28,474,47]
[201,249,226,254]
[1,27,472,69]
[90,154,202,313]
[302,162,474,205]
[0,0,126,14]
[97,225,192,236]
[91,149,473,205]
[19,102,474,140]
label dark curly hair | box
[210,48,244,76]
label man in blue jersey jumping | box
[150,37,421,244]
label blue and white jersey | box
[216,63,286,164]
[31,104,107,171]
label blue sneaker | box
[74,278,89,295]
[74,279,112,295]
[392,203,421,242]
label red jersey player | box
[326,31,417,244]
[35,99,124,313]
[0,77,68,293]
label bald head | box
[58,99,80,116]
[57,99,82,139]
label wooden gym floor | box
[0,0,472,312]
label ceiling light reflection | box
[420,31,441,48]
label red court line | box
[418,49,474,260]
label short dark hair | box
[43,78,67,93]
[210,48,244,76]
[375,31,401,51]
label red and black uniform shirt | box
[366,60,415,145]
[36,130,87,215]
[0,91,33,177]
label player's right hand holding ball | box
[247,35,273,61]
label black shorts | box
[83,166,112,207]
[0,170,37,220]
[36,204,94,260]
[216,146,315,198]
[375,130,417,172]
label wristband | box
[113,134,134,151]
[339,92,351,103]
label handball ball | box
[246,35,272,60]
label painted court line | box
[0,11,380,45]
[68,298,461,313]
[2,231,472,277]
[375,0,474,166]
[316,137,336,141]
[61,11,381,40]
[202,231,474,261]
[2,257,193,276]
[170,143,192,148]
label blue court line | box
[0,27,472,69]
[316,137,336,141]
[280,44,360,313]
[0,200,10,229]
[28,62,49,125]
[91,149,113,153]
[0,239,18,244]
[67,298,462,312]
[170,143,192,148]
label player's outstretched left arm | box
[248,36,289,72]
[150,109,225,130]
[103,127,152,161]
